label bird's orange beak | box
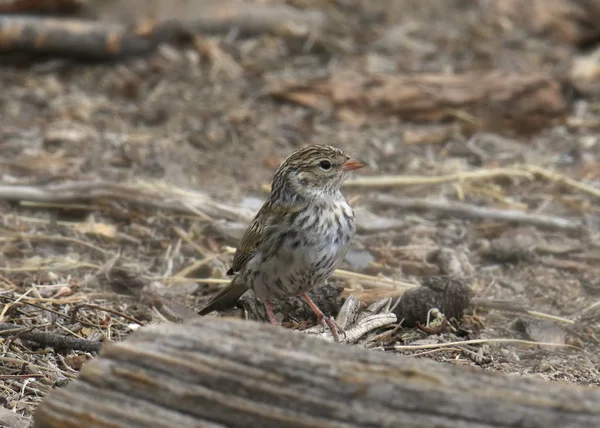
[342,158,368,171]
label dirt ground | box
[1,0,600,422]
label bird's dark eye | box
[319,160,331,170]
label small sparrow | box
[199,145,366,340]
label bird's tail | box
[198,278,248,315]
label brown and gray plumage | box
[198,145,367,340]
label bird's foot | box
[316,314,344,342]
[300,292,344,342]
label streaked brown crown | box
[271,145,351,197]
[278,145,347,170]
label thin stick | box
[0,323,102,353]
[394,338,582,351]
[0,262,101,272]
[0,374,45,380]
[0,288,33,322]
[407,347,464,357]
[473,298,575,325]
[526,310,575,325]
[373,195,581,231]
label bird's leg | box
[300,293,342,342]
[264,299,277,325]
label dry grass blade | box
[159,276,230,285]
[333,269,417,289]
[524,164,600,199]
[473,298,575,325]
[344,168,534,188]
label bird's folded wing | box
[229,200,306,274]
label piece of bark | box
[395,276,473,326]
[34,317,600,428]
[268,72,568,135]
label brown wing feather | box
[229,203,270,274]
[229,199,306,274]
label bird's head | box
[272,145,367,200]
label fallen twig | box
[394,338,582,351]
[373,195,581,231]
[0,374,45,380]
[0,323,102,353]
[473,298,575,325]
[0,1,326,59]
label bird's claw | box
[317,314,345,342]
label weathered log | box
[34,317,600,428]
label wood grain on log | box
[34,317,600,428]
